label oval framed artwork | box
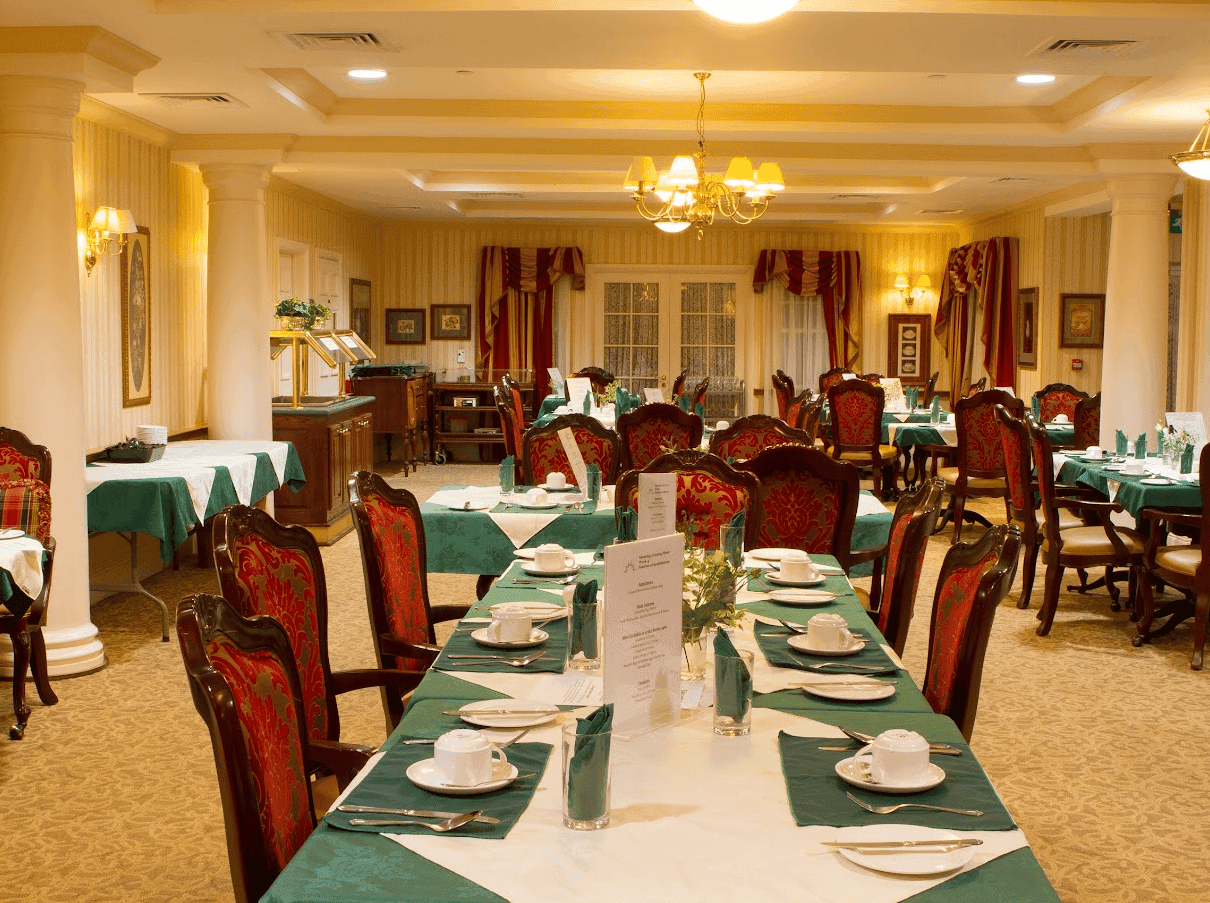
[121,225,152,407]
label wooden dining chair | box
[964,376,988,397]
[797,395,826,448]
[709,414,812,462]
[569,366,615,394]
[177,592,316,903]
[1034,382,1090,423]
[213,504,423,778]
[872,478,945,656]
[616,402,703,472]
[921,524,1022,740]
[772,370,795,420]
[522,412,621,486]
[671,369,689,400]
[827,378,898,498]
[922,370,940,407]
[784,389,816,431]
[689,376,710,410]
[1073,393,1101,450]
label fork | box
[512,575,577,585]
[846,791,982,817]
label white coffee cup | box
[1123,460,1146,476]
[852,729,930,786]
[1053,413,1070,424]
[807,612,855,651]
[715,420,730,432]
[534,542,576,573]
[490,602,533,643]
[546,472,568,490]
[526,487,549,506]
[778,551,820,584]
[1085,445,1103,460]
[433,729,509,786]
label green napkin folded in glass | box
[566,703,613,821]
[1116,429,1128,456]
[569,579,599,660]
[1136,432,1147,460]
[713,628,751,721]
[722,509,745,566]
[616,506,638,542]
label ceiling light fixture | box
[1170,110,1210,180]
[1015,74,1056,85]
[347,68,387,81]
[692,0,797,24]
[624,72,784,238]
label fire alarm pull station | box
[1071,359,1083,371]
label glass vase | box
[681,629,708,681]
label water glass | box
[585,468,602,503]
[568,593,601,671]
[713,649,754,736]
[562,722,611,830]
[499,460,515,495]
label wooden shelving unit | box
[431,369,534,463]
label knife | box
[838,725,962,755]
[440,707,557,716]
[816,744,964,756]
[820,838,982,849]
[336,805,500,825]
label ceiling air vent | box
[917,208,963,215]
[831,194,880,200]
[141,93,245,107]
[990,177,1032,183]
[279,32,391,52]
[1035,38,1139,57]
[465,192,524,200]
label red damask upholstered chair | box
[177,592,316,903]
[1034,382,1089,423]
[1073,393,1101,450]
[616,450,762,551]
[930,388,1024,543]
[798,395,826,449]
[921,524,1022,741]
[709,414,812,462]
[689,376,710,410]
[772,370,795,420]
[616,403,703,473]
[349,471,469,726]
[494,381,525,481]
[1027,417,1144,638]
[872,478,945,657]
[671,370,689,400]
[964,377,988,398]
[522,413,620,486]
[213,505,423,781]
[817,367,856,396]
[570,366,614,394]
[0,426,58,739]
[827,378,898,498]
[784,389,815,431]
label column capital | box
[1106,175,1178,215]
[0,26,158,92]
[0,75,82,140]
[199,162,273,202]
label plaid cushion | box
[0,479,51,543]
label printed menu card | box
[558,427,589,493]
[602,533,684,737]
[637,472,676,539]
[565,377,592,413]
[643,387,665,403]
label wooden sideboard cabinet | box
[349,371,434,471]
[272,395,374,544]
[432,370,534,464]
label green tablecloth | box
[1058,456,1201,519]
[537,394,567,418]
[878,411,933,443]
[893,423,1075,449]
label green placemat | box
[434,617,567,673]
[754,679,932,715]
[497,564,603,591]
[754,621,897,673]
[323,740,552,839]
[777,730,1016,831]
[746,570,854,596]
[903,848,1061,903]
[492,500,597,515]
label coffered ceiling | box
[14,1,1210,224]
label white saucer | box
[802,679,895,701]
[749,547,795,561]
[0,528,25,540]
[471,627,550,649]
[489,601,567,620]
[406,757,519,796]
[520,562,578,577]
[768,589,838,606]
[1141,478,1174,485]
[448,501,491,512]
[832,824,973,876]
[512,548,537,559]
[516,500,560,510]
[456,699,561,728]
[835,756,946,794]
[768,572,828,588]
[1101,464,1124,471]
[787,634,866,656]
[540,481,577,492]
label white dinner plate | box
[767,572,828,588]
[447,501,491,512]
[0,528,25,540]
[767,589,838,606]
[1140,478,1174,486]
[471,627,550,649]
[1101,464,1124,471]
[515,500,560,510]
[801,679,895,701]
[456,699,561,728]
[406,757,519,796]
[489,601,567,620]
[831,824,974,876]
[787,634,866,656]
[835,756,947,795]
[520,562,578,577]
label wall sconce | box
[84,206,137,275]
[893,273,931,305]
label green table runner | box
[323,740,552,839]
[902,848,1060,902]
[754,620,898,673]
[879,411,933,443]
[433,616,568,674]
[754,677,932,715]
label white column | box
[1100,176,1177,443]
[0,75,104,675]
[200,163,274,440]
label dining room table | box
[262,551,1060,903]
[1053,451,1201,521]
[889,419,1076,491]
[0,532,45,620]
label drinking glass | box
[585,468,602,503]
[499,460,515,495]
[713,649,754,736]
[568,593,601,671]
[562,722,611,830]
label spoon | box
[805,662,888,671]
[447,651,548,667]
[838,725,962,755]
[348,810,482,832]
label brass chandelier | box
[624,72,784,237]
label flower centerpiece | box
[597,378,623,408]
[680,518,745,679]
[274,297,332,331]
[1167,426,1196,473]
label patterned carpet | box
[4,461,1207,903]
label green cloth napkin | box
[1136,433,1147,459]
[1030,395,1040,418]
[1116,429,1127,456]
[1182,445,1195,474]
[713,628,751,721]
[676,393,691,412]
[434,617,567,674]
[585,463,602,502]
[499,456,515,493]
[694,402,705,419]
[930,394,941,422]
[566,703,613,822]
[722,509,745,565]
[616,506,637,542]
[582,392,592,415]
[753,621,897,673]
[323,739,552,839]
[569,579,599,660]
[776,731,1016,831]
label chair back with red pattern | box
[1034,382,1089,423]
[818,367,855,395]
[0,427,52,543]
[772,371,794,420]
[494,383,524,462]
[671,369,689,400]
[570,366,614,393]
[874,478,945,656]
[953,389,1024,483]
[737,445,860,570]
[1073,393,1101,449]
[522,413,620,486]
[1025,412,1068,551]
[995,404,1034,528]
[964,377,987,398]
[616,403,703,473]
[213,505,338,746]
[921,524,1021,740]
[177,593,315,903]
[827,378,885,458]
[616,450,762,551]
[784,389,815,430]
[799,396,825,443]
[710,414,812,462]
[689,377,710,410]
[923,371,940,407]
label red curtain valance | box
[753,249,862,369]
[934,237,1017,390]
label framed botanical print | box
[431,304,471,340]
[886,313,931,386]
[121,225,151,407]
[386,308,426,344]
[1017,287,1038,368]
[350,277,371,344]
[1059,293,1105,348]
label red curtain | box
[934,237,1018,392]
[476,247,585,399]
[753,249,862,368]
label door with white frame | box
[311,250,344,397]
[587,265,752,420]
[276,239,310,399]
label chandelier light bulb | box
[655,220,692,233]
[693,0,798,25]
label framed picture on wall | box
[1017,287,1038,368]
[886,313,931,386]
[385,308,426,345]
[350,277,371,344]
[1059,293,1105,348]
[121,225,152,408]
[431,304,471,340]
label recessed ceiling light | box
[347,68,387,81]
[455,70,474,75]
[1015,74,1056,85]
[693,0,797,25]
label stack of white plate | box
[136,424,168,446]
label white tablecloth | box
[0,534,44,600]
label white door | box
[276,241,309,398]
[311,251,343,397]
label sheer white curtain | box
[766,282,829,406]
[551,277,574,378]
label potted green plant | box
[274,297,332,331]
